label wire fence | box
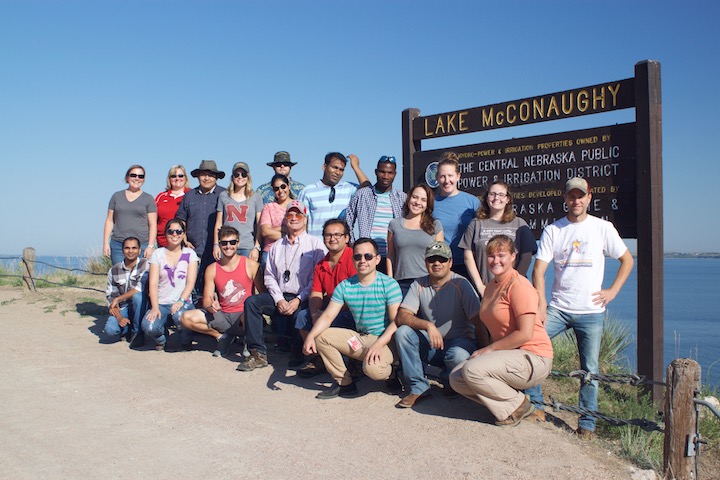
[0,255,106,293]
[545,369,665,433]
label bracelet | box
[213,243,219,247]
[177,298,185,304]
[254,245,261,251]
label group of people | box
[102,151,633,434]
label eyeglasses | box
[128,173,145,179]
[170,174,185,179]
[488,192,508,198]
[353,253,376,261]
[379,155,396,164]
[329,186,336,203]
[233,171,248,178]
[167,229,184,236]
[219,239,239,246]
[323,233,346,239]
[426,255,450,264]
[286,211,304,219]
[273,184,288,192]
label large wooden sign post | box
[402,60,664,403]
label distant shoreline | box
[664,252,720,259]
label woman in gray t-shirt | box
[459,180,537,297]
[387,184,444,297]
[213,162,263,261]
[103,165,158,266]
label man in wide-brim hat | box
[176,160,227,301]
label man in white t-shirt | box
[526,177,634,436]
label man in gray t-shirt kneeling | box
[394,241,485,409]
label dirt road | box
[0,287,635,479]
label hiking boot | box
[527,409,546,422]
[395,391,431,409]
[495,397,535,427]
[236,350,268,372]
[297,356,326,378]
[212,333,233,357]
[575,427,596,438]
[316,381,358,400]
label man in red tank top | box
[180,226,265,357]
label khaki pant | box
[449,349,552,421]
[316,328,394,386]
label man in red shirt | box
[295,218,357,376]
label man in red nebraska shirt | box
[295,218,357,376]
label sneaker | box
[495,397,535,427]
[236,350,269,372]
[212,333,233,357]
[527,409,546,422]
[316,381,358,400]
[154,342,166,352]
[297,356,326,378]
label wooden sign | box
[412,123,637,238]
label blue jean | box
[141,302,195,346]
[395,325,477,395]
[110,239,148,266]
[525,306,605,431]
[103,290,148,339]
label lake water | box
[3,254,719,387]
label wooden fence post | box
[663,358,701,480]
[22,247,37,291]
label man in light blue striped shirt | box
[303,238,402,399]
[298,152,370,237]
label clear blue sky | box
[1,0,718,256]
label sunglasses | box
[379,155,396,164]
[273,184,288,192]
[275,162,293,168]
[233,171,248,178]
[170,174,185,179]
[219,239,239,246]
[329,186,336,203]
[426,255,450,264]
[353,253,376,261]
[167,229,184,236]
[286,211,304,219]
[128,173,145,179]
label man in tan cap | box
[526,176,634,435]
[255,151,305,204]
[176,160,226,298]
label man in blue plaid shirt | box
[345,155,406,273]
